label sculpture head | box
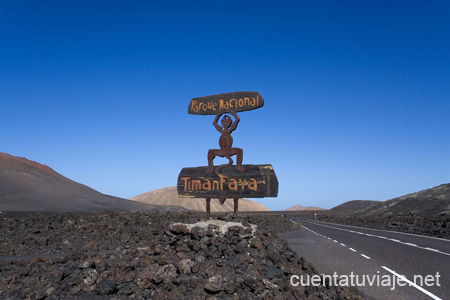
[221,115,232,129]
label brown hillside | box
[0,152,185,212]
[366,183,450,215]
[131,186,271,212]
[331,184,450,216]
[331,200,381,214]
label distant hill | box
[367,184,450,215]
[284,205,326,211]
[0,152,185,212]
[331,184,450,215]
[331,200,381,214]
[131,186,271,212]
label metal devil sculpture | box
[207,111,244,175]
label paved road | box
[280,219,449,300]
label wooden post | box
[233,198,239,219]
[206,198,211,219]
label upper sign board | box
[188,91,264,115]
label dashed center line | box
[299,219,450,256]
[303,224,361,256]
[298,220,445,299]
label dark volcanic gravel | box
[0,211,364,299]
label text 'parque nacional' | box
[188,91,264,115]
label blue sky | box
[1,1,449,210]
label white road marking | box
[425,247,440,252]
[306,219,450,242]
[340,243,346,246]
[382,266,442,300]
[299,219,450,256]
[298,219,445,298]
[333,240,338,242]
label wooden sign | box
[177,164,278,199]
[180,90,277,218]
[188,91,264,115]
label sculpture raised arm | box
[213,112,224,133]
[229,111,240,132]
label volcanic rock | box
[0,211,364,299]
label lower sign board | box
[177,164,278,199]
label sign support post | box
[234,198,239,219]
[206,198,211,219]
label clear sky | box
[1,1,449,210]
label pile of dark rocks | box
[0,212,363,299]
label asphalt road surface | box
[280,219,449,300]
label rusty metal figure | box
[206,111,244,175]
